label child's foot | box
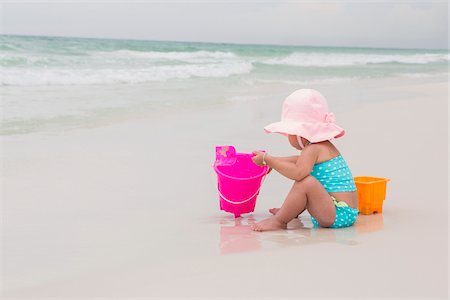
[269,208,280,215]
[251,217,287,232]
[269,208,300,218]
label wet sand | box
[1,76,448,299]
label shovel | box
[215,145,237,166]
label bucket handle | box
[217,172,267,205]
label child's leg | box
[269,207,303,216]
[251,175,336,231]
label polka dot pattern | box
[310,155,357,193]
[311,204,359,228]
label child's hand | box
[252,151,267,166]
[252,151,272,174]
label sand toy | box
[354,176,390,215]
[214,146,269,218]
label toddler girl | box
[251,89,358,231]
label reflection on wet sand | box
[219,216,261,254]
[219,213,384,254]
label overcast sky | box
[1,0,448,49]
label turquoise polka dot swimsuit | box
[309,155,359,228]
[310,155,356,193]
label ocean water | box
[1,34,448,135]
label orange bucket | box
[354,176,390,215]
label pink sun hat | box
[264,89,345,143]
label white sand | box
[1,75,448,299]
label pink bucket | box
[214,146,268,218]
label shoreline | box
[1,73,448,138]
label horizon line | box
[2,33,448,52]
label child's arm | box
[252,148,318,181]
[277,156,299,163]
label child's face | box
[288,135,302,150]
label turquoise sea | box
[1,34,448,135]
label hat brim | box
[264,121,345,143]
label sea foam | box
[261,52,450,67]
